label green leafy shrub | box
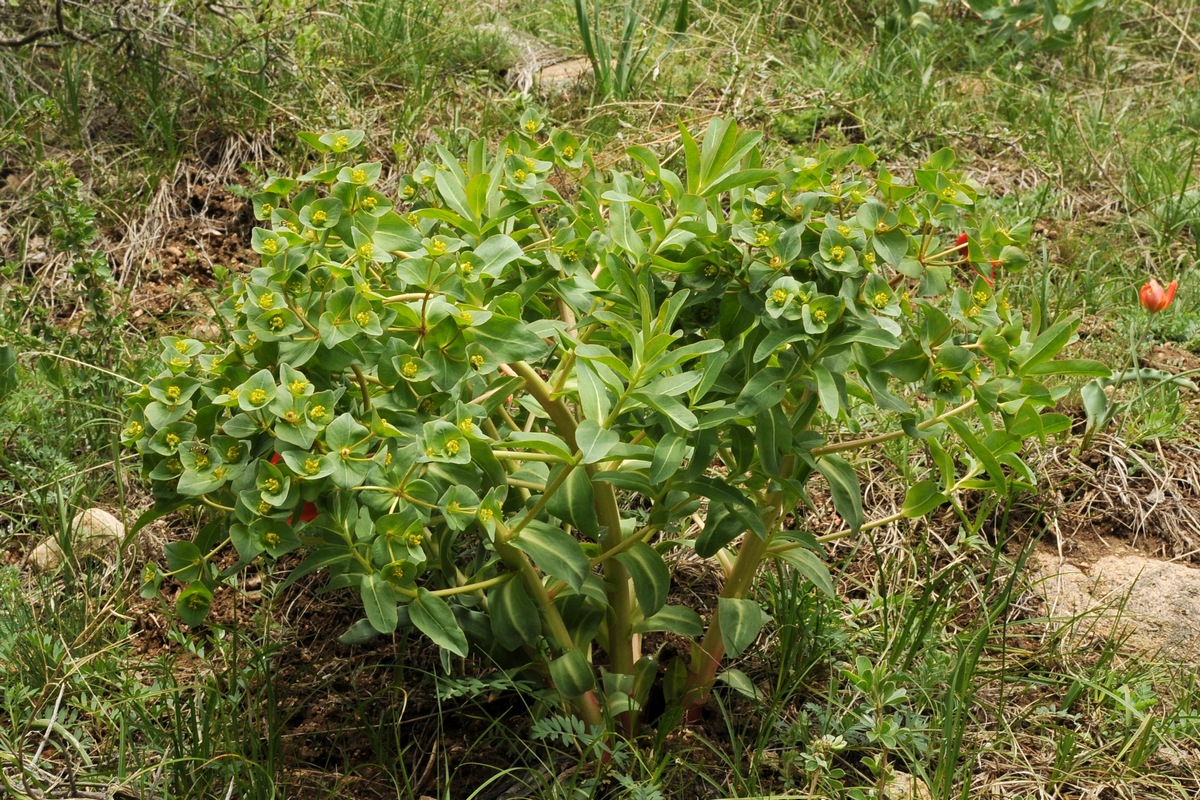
[125,114,1100,735]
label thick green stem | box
[680,501,781,716]
[810,398,977,457]
[510,361,636,679]
[493,523,605,727]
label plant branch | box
[810,399,977,457]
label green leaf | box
[718,668,762,700]
[489,577,541,650]
[545,466,600,539]
[632,605,703,636]
[410,588,469,657]
[510,521,590,592]
[718,597,771,657]
[1013,318,1076,375]
[277,547,352,591]
[649,432,687,485]
[360,572,399,633]
[576,419,619,464]
[815,455,863,534]
[1081,378,1110,433]
[812,363,840,419]
[176,583,213,627]
[0,344,16,402]
[735,368,788,415]
[682,476,767,538]
[630,390,698,430]
[1025,359,1110,378]
[548,648,595,699]
[695,502,745,558]
[774,547,835,598]
[901,479,949,518]
[614,542,670,616]
[471,314,548,362]
[945,416,1007,493]
[165,541,204,583]
[474,235,525,278]
[337,618,380,645]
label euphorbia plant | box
[125,115,1099,734]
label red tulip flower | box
[955,232,969,254]
[1139,279,1177,313]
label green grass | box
[3,0,1200,797]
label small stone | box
[1033,551,1200,661]
[29,507,125,572]
[884,770,932,800]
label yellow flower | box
[445,439,460,455]
[257,500,272,515]
[524,119,538,133]
[875,221,888,233]
[514,168,527,181]
[262,477,280,494]
[334,135,350,150]
[355,311,371,327]
[250,388,268,405]
[769,255,783,269]
[226,444,242,461]
[304,457,322,475]
[813,308,828,323]
[283,410,301,424]
[165,432,181,448]
[351,169,367,184]
[750,208,763,223]
[289,379,308,395]
[428,239,447,256]
[941,187,957,200]
[974,290,989,306]
[165,385,182,402]
[258,291,276,310]
[193,453,209,470]
[308,404,326,420]
[261,238,279,256]
[400,360,418,379]
[263,530,281,547]
[478,507,494,523]
[469,354,485,369]
[261,202,274,216]
[170,356,188,368]
[755,229,771,246]
[872,291,889,309]
[837,224,851,236]
[125,421,144,438]
[562,145,575,159]
[829,246,845,262]
[312,209,327,224]
[864,252,876,266]
[173,339,190,354]
[770,289,789,305]
[358,242,374,259]
[404,530,423,546]
[459,419,474,434]
[361,196,378,211]
[268,315,285,331]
